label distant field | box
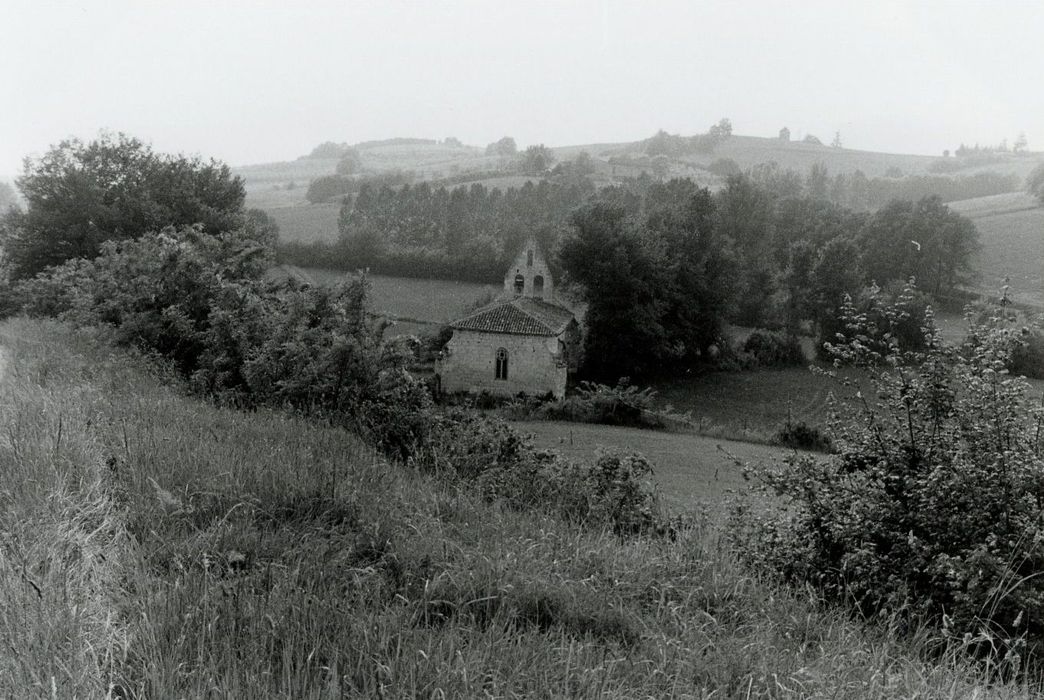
[949,192,1044,307]
[266,202,340,242]
[513,420,784,513]
[294,266,494,324]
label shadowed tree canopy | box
[560,179,736,380]
[2,133,246,279]
[857,196,979,297]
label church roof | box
[451,297,575,336]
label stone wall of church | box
[437,329,568,399]
[502,241,555,300]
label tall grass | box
[0,318,1038,698]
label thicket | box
[731,290,1044,672]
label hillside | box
[237,134,1043,247]
[1,317,1033,698]
[949,191,1044,307]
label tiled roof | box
[451,297,575,336]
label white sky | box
[2,0,1043,177]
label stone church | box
[436,239,580,399]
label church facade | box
[436,240,579,399]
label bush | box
[732,293,1044,667]
[772,419,831,452]
[531,381,666,429]
[741,330,806,368]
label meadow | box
[287,266,493,324]
[1,317,1037,698]
[950,192,1044,308]
[512,420,781,513]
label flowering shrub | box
[731,286,1044,667]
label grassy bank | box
[0,318,1036,698]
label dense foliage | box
[731,289,1044,668]
[1,133,246,279]
[561,179,736,379]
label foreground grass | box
[0,318,1038,698]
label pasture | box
[513,420,783,513]
[265,202,340,243]
[959,198,1044,308]
[290,266,493,325]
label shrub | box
[772,419,831,452]
[533,381,665,429]
[741,330,806,368]
[732,292,1044,667]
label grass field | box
[512,420,783,513]
[948,192,1044,308]
[649,365,841,440]
[1,318,1034,698]
[300,267,493,322]
[265,202,340,243]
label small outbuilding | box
[436,239,579,399]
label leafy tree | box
[1014,132,1028,153]
[714,174,777,326]
[561,180,735,379]
[803,134,823,145]
[443,136,463,147]
[858,196,979,297]
[1027,162,1044,205]
[3,133,245,279]
[334,148,362,176]
[521,144,556,174]
[306,174,352,204]
[709,118,733,139]
[485,136,517,157]
[778,126,791,142]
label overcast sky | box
[2,0,1043,177]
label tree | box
[335,148,362,176]
[831,131,842,148]
[560,180,735,379]
[858,196,979,297]
[778,126,791,142]
[803,134,823,145]
[521,144,555,174]
[1027,162,1044,205]
[306,175,352,204]
[485,136,517,157]
[1014,132,1028,153]
[3,133,246,279]
[709,118,733,139]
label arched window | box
[527,249,534,267]
[532,275,544,297]
[495,347,509,380]
[513,274,525,294]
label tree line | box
[559,174,979,379]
